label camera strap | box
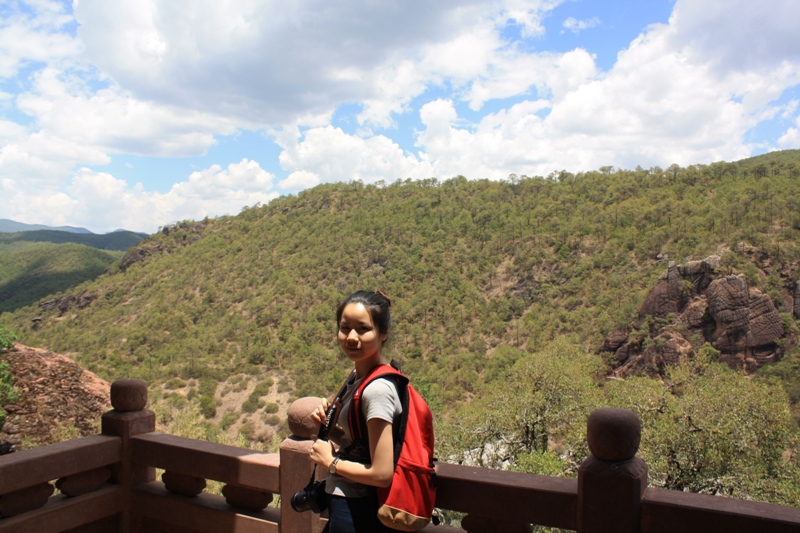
[307,369,357,484]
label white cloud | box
[0,1,79,79]
[777,127,800,148]
[407,0,800,176]
[462,47,597,110]
[0,63,243,197]
[497,0,564,38]
[279,170,321,191]
[777,113,800,148]
[276,125,434,186]
[562,17,600,34]
[668,0,800,74]
[0,160,277,233]
[178,159,275,196]
[271,0,800,187]
[16,67,237,158]
[2,0,800,234]
[73,0,494,125]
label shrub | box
[220,411,240,430]
[241,396,259,413]
[198,395,216,419]
[165,378,187,390]
[0,326,18,351]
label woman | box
[310,290,401,533]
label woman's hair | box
[336,290,392,337]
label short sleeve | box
[362,378,402,424]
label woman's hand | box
[310,437,335,470]
[309,397,330,431]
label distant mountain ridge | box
[0,219,93,234]
[0,219,149,239]
[0,229,148,251]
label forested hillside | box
[0,229,147,313]
[0,242,121,314]
[1,151,799,505]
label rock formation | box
[118,220,206,272]
[603,255,791,377]
[0,344,110,452]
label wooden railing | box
[1,378,799,533]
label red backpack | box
[349,362,437,531]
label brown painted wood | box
[641,487,800,533]
[0,436,121,495]
[0,485,122,533]
[131,482,279,533]
[434,462,578,530]
[63,514,120,533]
[131,433,280,492]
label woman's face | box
[337,303,387,364]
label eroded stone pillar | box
[101,378,156,533]
[577,408,647,533]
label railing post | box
[101,378,155,533]
[577,408,647,533]
[280,397,326,533]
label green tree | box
[442,338,603,471]
[605,348,800,505]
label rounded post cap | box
[110,378,148,412]
[287,397,324,440]
[587,407,641,462]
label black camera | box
[291,401,339,514]
[290,477,328,513]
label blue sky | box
[1,0,799,233]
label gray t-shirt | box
[326,374,402,497]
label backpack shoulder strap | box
[348,362,409,460]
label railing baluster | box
[221,484,273,512]
[55,466,112,497]
[161,471,206,497]
[0,482,54,517]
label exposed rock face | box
[119,246,153,272]
[637,257,719,321]
[0,344,110,452]
[118,220,206,272]
[604,256,787,377]
[38,292,96,316]
[707,276,751,354]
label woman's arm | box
[310,417,394,488]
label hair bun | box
[374,289,392,307]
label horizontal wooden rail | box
[0,485,123,533]
[131,482,280,533]
[434,462,579,530]
[131,433,280,492]
[0,435,120,494]
[641,487,800,533]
